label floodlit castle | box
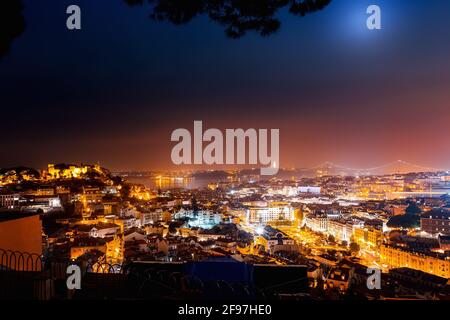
[46,163,104,179]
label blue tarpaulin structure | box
[183,257,253,283]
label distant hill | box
[191,170,229,180]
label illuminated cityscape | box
[1,0,450,310]
[1,162,450,300]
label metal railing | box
[0,249,288,300]
[0,249,43,272]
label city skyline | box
[2,159,450,174]
[2,0,450,305]
[2,159,450,301]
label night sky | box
[1,0,450,171]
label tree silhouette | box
[191,195,199,215]
[124,0,332,38]
[349,242,360,255]
[405,201,421,215]
[0,0,25,60]
[0,0,333,60]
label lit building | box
[255,226,296,253]
[246,202,294,225]
[380,244,450,278]
[105,235,124,264]
[70,235,123,265]
[298,186,321,194]
[303,213,328,232]
[420,208,450,235]
[0,193,21,209]
[21,194,62,212]
[353,225,382,248]
[139,210,163,225]
[324,265,353,292]
[207,183,218,191]
[129,184,155,200]
[267,186,300,197]
[327,219,353,243]
[70,237,107,260]
[46,163,104,179]
[174,209,222,229]
[74,186,104,216]
[438,235,450,251]
[75,222,120,238]
[81,186,103,204]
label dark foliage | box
[124,0,332,38]
[0,0,25,59]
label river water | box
[124,176,216,190]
